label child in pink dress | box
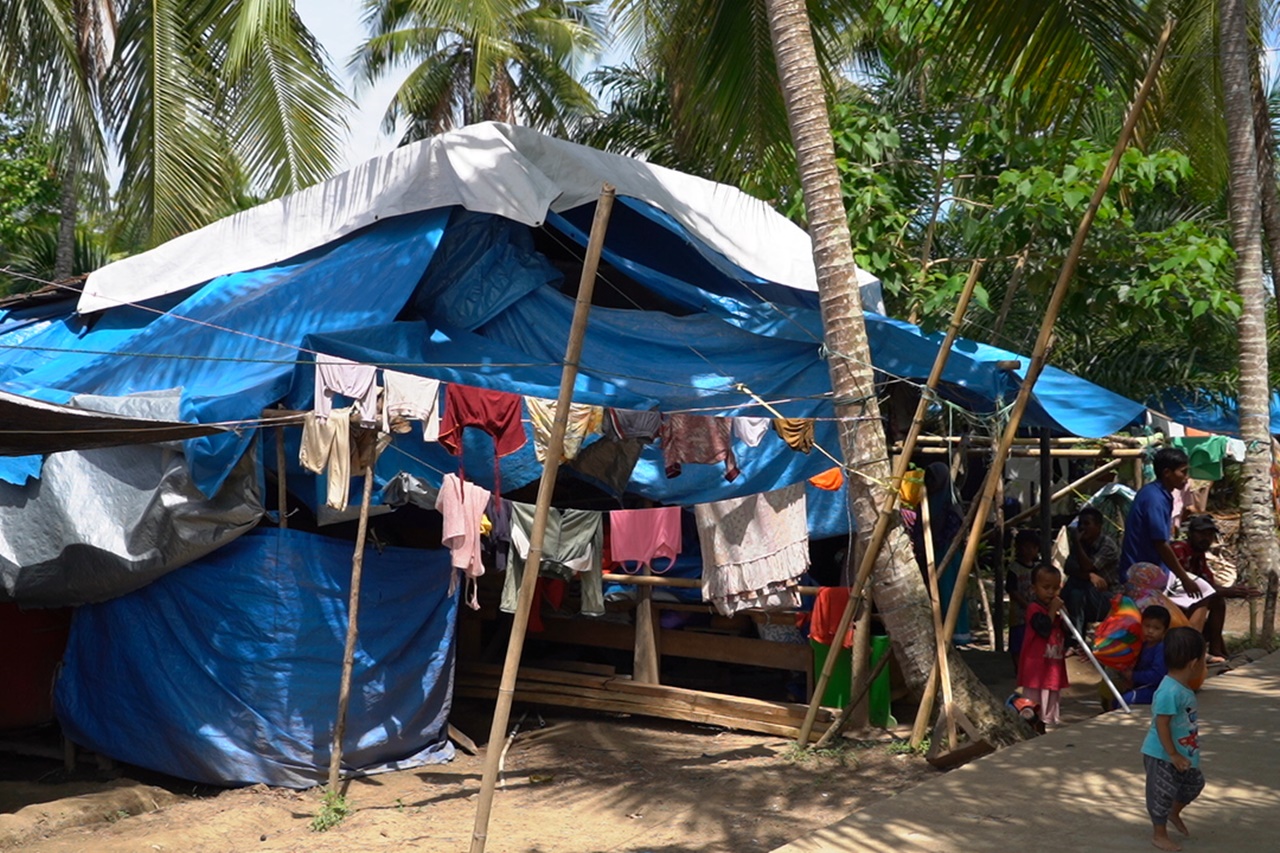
[1018,565,1070,727]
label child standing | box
[1017,565,1069,727]
[1141,627,1207,852]
[1007,529,1042,671]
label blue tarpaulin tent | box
[0,122,1150,787]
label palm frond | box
[218,0,350,197]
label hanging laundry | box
[606,408,662,442]
[808,467,844,491]
[481,495,513,575]
[382,371,441,441]
[438,384,526,494]
[299,407,352,511]
[569,437,646,497]
[524,397,604,462]
[503,502,605,619]
[609,506,682,572]
[381,472,438,509]
[694,483,809,616]
[733,416,772,448]
[436,473,492,610]
[772,417,815,454]
[438,384,526,458]
[567,408,662,495]
[315,355,379,423]
[660,413,739,481]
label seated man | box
[1063,506,1119,639]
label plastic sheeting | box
[0,391,262,606]
[0,208,450,493]
[81,123,868,313]
[55,528,458,788]
[1154,389,1280,437]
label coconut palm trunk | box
[1220,0,1279,641]
[762,0,1019,743]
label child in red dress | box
[1018,565,1070,727]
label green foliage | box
[356,0,606,143]
[886,737,928,756]
[310,791,351,833]
[0,124,58,249]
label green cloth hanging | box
[1171,435,1229,481]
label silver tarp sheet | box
[0,392,262,606]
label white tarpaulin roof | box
[79,122,875,314]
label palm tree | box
[1,0,349,258]
[354,0,605,144]
[757,0,1021,742]
[1220,0,1280,639]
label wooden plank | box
[457,666,835,725]
[660,628,813,671]
[454,684,825,742]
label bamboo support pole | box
[1040,429,1053,562]
[276,426,288,529]
[910,435,1148,448]
[633,564,660,684]
[912,21,1174,736]
[994,476,1006,653]
[973,543,996,651]
[327,459,376,792]
[470,185,616,853]
[921,498,958,750]
[600,572,822,596]
[813,649,892,749]
[909,446,1149,458]
[1003,458,1125,528]
[795,260,983,745]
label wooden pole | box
[327,459,376,792]
[470,185,616,853]
[276,426,288,529]
[795,260,983,744]
[633,563,660,684]
[921,497,958,750]
[994,476,1006,654]
[912,21,1174,735]
[848,583,872,728]
[1003,458,1125,528]
[1039,429,1053,562]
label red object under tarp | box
[0,603,72,729]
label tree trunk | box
[54,159,78,282]
[1221,0,1280,640]
[763,0,1019,744]
[1251,56,1280,643]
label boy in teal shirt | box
[1140,627,1207,852]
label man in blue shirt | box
[1120,448,1201,601]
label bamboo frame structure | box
[795,259,984,745]
[470,185,616,853]
[910,20,1175,737]
[328,459,376,791]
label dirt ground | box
[0,601,1263,853]
[1,710,936,853]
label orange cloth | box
[809,586,855,648]
[808,467,844,491]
